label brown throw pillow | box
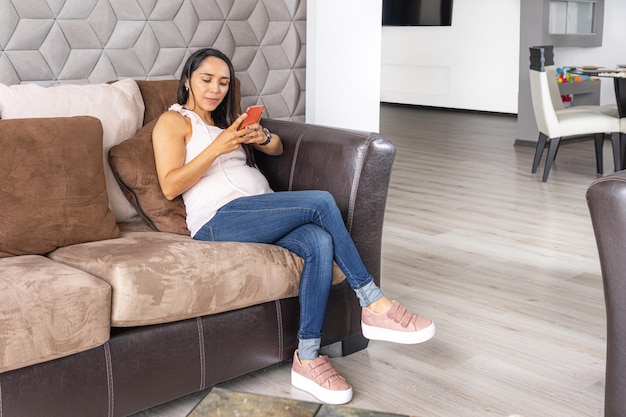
[0,116,119,257]
[108,119,190,235]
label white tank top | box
[169,104,273,236]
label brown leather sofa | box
[586,171,626,417]
[0,80,396,416]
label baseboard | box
[380,102,517,118]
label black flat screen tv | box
[382,0,454,26]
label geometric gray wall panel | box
[0,0,306,121]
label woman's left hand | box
[242,123,283,156]
[241,123,266,145]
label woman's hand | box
[208,113,282,156]
[209,113,254,154]
[237,120,283,156]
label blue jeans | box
[194,190,383,356]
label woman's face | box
[186,56,230,113]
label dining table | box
[569,66,626,118]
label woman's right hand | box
[208,113,251,155]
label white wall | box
[306,0,382,132]
[380,0,521,114]
[305,0,626,131]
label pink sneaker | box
[291,351,353,404]
[362,300,435,344]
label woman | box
[152,48,435,405]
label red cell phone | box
[238,105,265,130]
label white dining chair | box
[529,67,621,181]
[545,65,619,117]
[620,120,626,168]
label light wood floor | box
[135,104,608,417]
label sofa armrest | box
[257,119,396,287]
[586,171,626,417]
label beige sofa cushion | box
[0,116,119,257]
[0,256,111,373]
[49,230,346,327]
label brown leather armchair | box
[586,171,626,417]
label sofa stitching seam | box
[288,131,307,191]
[111,170,160,231]
[347,138,372,232]
[0,373,3,417]
[196,317,206,389]
[591,176,626,185]
[104,342,114,417]
[275,301,284,360]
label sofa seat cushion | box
[0,256,111,373]
[48,231,346,327]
